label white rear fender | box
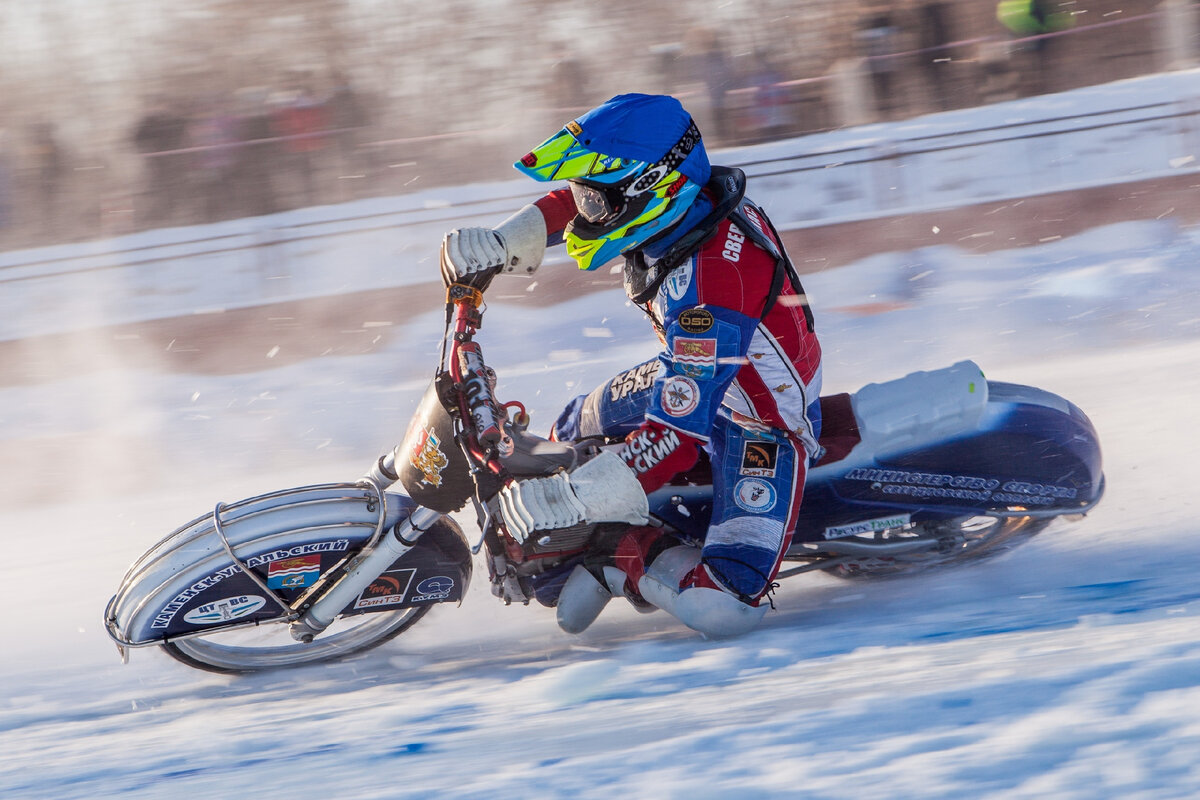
[851,359,988,459]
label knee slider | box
[672,586,767,638]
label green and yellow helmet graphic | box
[514,94,710,270]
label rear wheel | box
[161,604,431,673]
[823,515,1051,579]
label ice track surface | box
[4,205,1200,795]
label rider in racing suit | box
[440,94,822,637]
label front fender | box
[105,484,470,646]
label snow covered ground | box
[3,223,1198,799]
[3,80,1200,798]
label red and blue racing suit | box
[541,172,823,604]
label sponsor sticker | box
[150,540,353,629]
[678,308,714,334]
[672,337,716,379]
[267,555,321,590]
[730,411,773,437]
[741,204,767,235]
[608,360,660,402]
[355,568,417,610]
[410,427,449,487]
[183,595,267,626]
[663,267,693,302]
[661,375,700,417]
[740,440,778,477]
[722,226,746,262]
[249,540,351,567]
[734,478,777,514]
[841,468,1075,506]
[623,426,681,474]
[411,576,455,603]
[823,513,912,540]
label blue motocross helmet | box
[515,93,712,270]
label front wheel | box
[161,604,432,674]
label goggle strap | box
[622,118,701,197]
[655,118,702,175]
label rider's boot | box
[555,527,664,634]
[637,548,768,638]
[557,527,768,637]
[554,564,624,634]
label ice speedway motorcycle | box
[106,278,1105,673]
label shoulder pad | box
[728,201,782,261]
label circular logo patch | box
[661,375,700,417]
[734,478,777,514]
[415,576,455,597]
[679,308,714,334]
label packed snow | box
[2,74,1200,799]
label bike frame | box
[288,283,503,641]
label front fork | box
[289,504,444,642]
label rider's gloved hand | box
[498,452,649,543]
[439,204,548,288]
[440,228,506,287]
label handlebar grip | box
[458,342,503,446]
[440,234,501,292]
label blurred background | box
[1,0,1196,250]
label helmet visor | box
[515,125,635,184]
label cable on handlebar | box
[503,401,529,428]
[439,281,509,480]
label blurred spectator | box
[857,10,901,119]
[231,88,279,217]
[746,51,793,142]
[916,1,955,111]
[0,129,11,234]
[325,73,371,196]
[997,0,1075,95]
[270,86,327,207]
[547,44,589,114]
[25,122,67,234]
[690,28,735,144]
[650,42,686,96]
[131,98,189,223]
[188,99,239,222]
[977,38,1020,104]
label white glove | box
[441,227,505,286]
[439,204,547,286]
[498,452,649,543]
